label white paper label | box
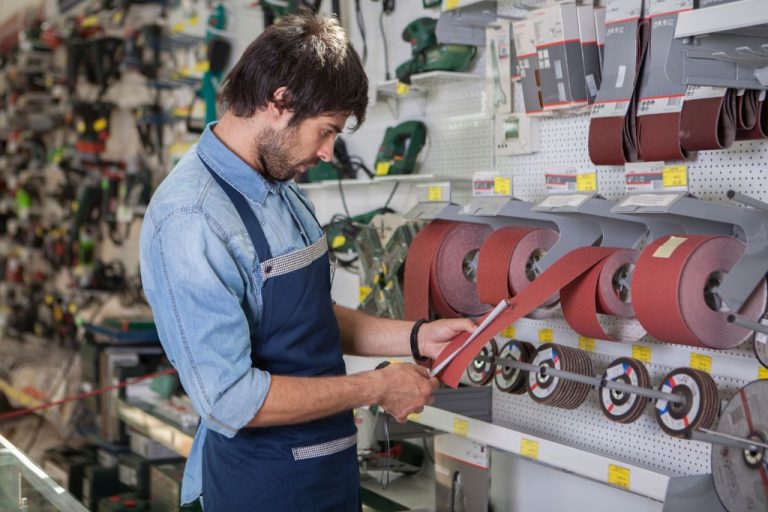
[606,363,626,380]
[618,193,679,208]
[591,99,631,118]
[538,193,592,209]
[606,0,642,23]
[615,65,627,88]
[685,85,727,101]
[637,95,684,116]
[541,348,554,361]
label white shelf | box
[298,174,470,191]
[117,399,193,457]
[376,71,484,98]
[675,0,768,38]
[360,472,435,510]
[409,405,669,502]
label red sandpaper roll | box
[597,248,638,317]
[737,95,768,140]
[638,113,693,162]
[632,235,768,349]
[433,222,492,317]
[680,90,737,151]
[434,247,618,388]
[736,90,759,131]
[404,221,455,321]
[476,226,559,305]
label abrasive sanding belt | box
[560,248,638,341]
[737,90,768,140]
[434,247,618,388]
[588,19,649,164]
[680,88,737,151]
[403,220,491,321]
[632,234,768,350]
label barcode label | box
[591,100,631,119]
[637,95,684,116]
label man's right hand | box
[372,363,439,423]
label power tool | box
[188,4,230,132]
[302,137,372,183]
[373,121,427,176]
[395,18,477,84]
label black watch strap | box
[410,319,429,362]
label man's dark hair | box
[218,10,368,130]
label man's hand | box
[417,318,476,360]
[374,363,439,423]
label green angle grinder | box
[395,17,477,84]
[374,121,427,176]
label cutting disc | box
[527,344,593,409]
[712,380,768,512]
[466,339,498,386]
[654,367,719,438]
[753,324,768,369]
[600,357,650,424]
[494,340,535,394]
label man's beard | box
[254,125,318,182]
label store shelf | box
[408,406,669,502]
[117,399,193,458]
[298,174,471,191]
[360,472,435,511]
[376,71,484,98]
[675,0,768,38]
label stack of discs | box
[711,380,768,512]
[654,367,719,438]
[527,344,594,409]
[494,340,536,394]
[466,339,498,386]
[599,357,650,424]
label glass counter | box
[0,434,87,511]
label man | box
[139,11,474,511]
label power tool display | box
[374,121,427,176]
[395,18,477,84]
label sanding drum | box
[476,226,559,318]
[404,220,492,321]
[632,235,768,349]
[561,248,639,341]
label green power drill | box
[395,18,477,84]
[374,121,427,176]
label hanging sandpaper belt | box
[736,91,768,140]
[403,220,491,321]
[636,2,694,162]
[587,0,649,165]
[560,248,638,342]
[680,86,737,152]
[632,234,768,350]
[475,226,559,319]
[433,247,618,388]
[736,90,767,140]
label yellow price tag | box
[690,353,712,373]
[608,464,631,489]
[188,15,200,26]
[172,21,186,33]
[576,172,597,192]
[331,235,346,249]
[663,165,688,188]
[93,118,108,132]
[452,417,469,437]
[359,286,372,303]
[520,438,539,460]
[375,161,391,176]
[578,336,595,352]
[538,329,553,343]
[194,61,210,73]
[758,367,768,380]
[445,0,461,9]
[396,81,410,96]
[67,303,78,315]
[501,325,516,338]
[76,121,86,134]
[428,186,443,202]
[494,176,512,196]
[81,15,99,28]
[407,412,422,422]
[632,345,652,363]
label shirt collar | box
[196,122,285,205]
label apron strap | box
[197,151,273,261]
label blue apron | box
[199,157,360,511]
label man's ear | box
[267,86,290,117]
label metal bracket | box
[612,191,768,312]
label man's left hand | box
[418,318,476,360]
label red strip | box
[607,403,615,412]
[683,416,689,428]
[536,39,581,49]
[0,369,177,422]
[517,52,536,59]
[545,99,588,107]
[739,388,768,500]
[592,98,631,105]
[646,8,693,19]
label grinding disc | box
[494,340,535,394]
[754,326,768,369]
[712,380,768,512]
[600,357,650,424]
[654,367,719,438]
[527,344,593,410]
[466,339,498,386]
[433,222,492,317]
[633,235,768,349]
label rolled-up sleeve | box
[140,210,270,437]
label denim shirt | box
[139,123,324,505]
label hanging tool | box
[303,137,372,183]
[395,18,476,84]
[373,121,427,176]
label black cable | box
[355,0,368,65]
[382,181,399,211]
[379,8,390,81]
[337,178,351,219]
